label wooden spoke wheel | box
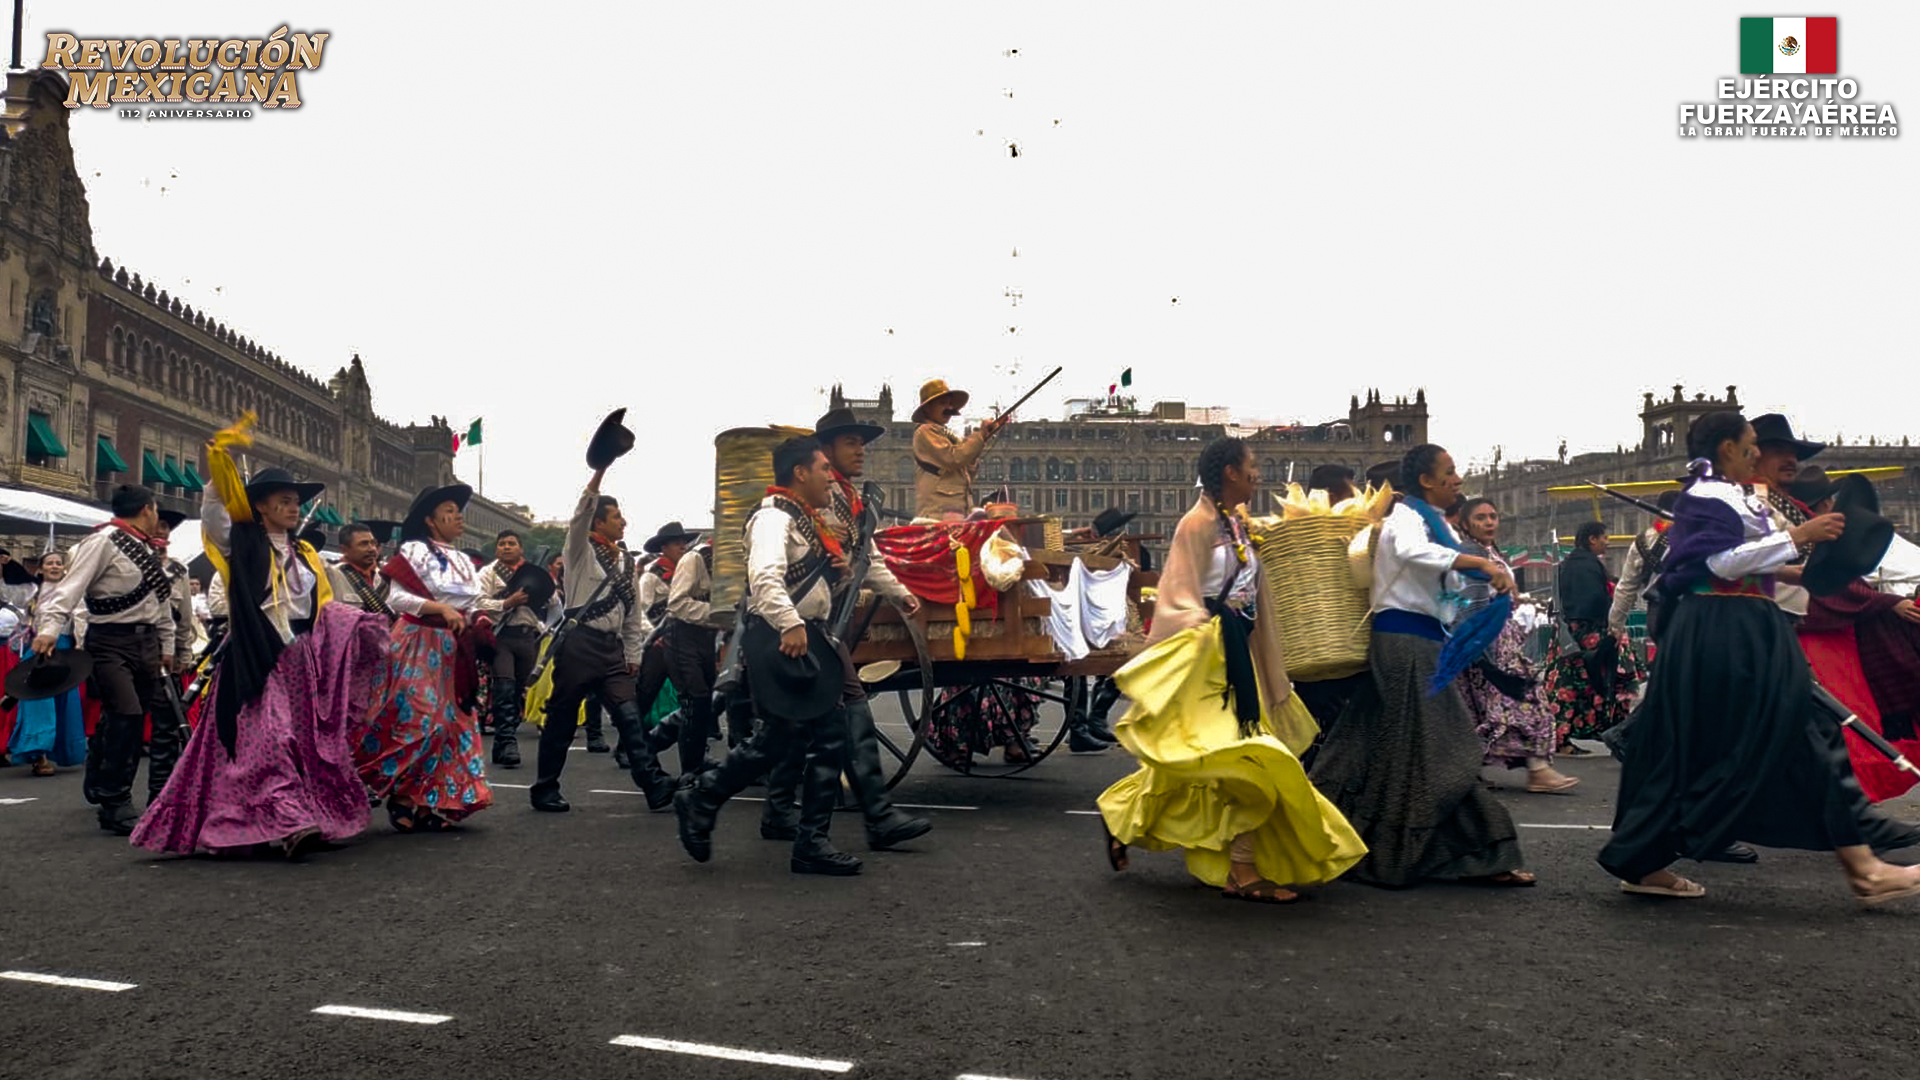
[888,674,1074,784]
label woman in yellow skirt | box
[1098,436,1367,904]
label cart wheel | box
[921,677,1074,779]
[877,611,937,790]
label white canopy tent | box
[0,486,111,546]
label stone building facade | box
[1464,384,1920,579]
[0,70,527,553]
[833,383,1429,560]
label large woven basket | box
[1257,515,1372,681]
[709,425,811,627]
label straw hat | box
[911,379,970,424]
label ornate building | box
[1465,384,1920,582]
[833,383,1430,559]
[0,70,528,551]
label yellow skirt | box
[1096,619,1368,888]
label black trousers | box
[83,623,162,813]
[665,622,719,771]
[534,627,635,796]
[491,625,540,684]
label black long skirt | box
[1309,631,1525,888]
[1598,594,1872,881]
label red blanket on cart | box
[874,521,1001,612]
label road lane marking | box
[1064,810,1100,816]
[609,1035,853,1072]
[490,783,531,789]
[960,1074,1042,1080]
[1518,823,1611,830]
[949,942,987,947]
[0,970,136,992]
[588,790,977,811]
[0,797,40,805]
[312,1005,452,1025]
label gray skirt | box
[1308,628,1524,887]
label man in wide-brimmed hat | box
[1750,412,1828,619]
[530,411,678,814]
[623,520,701,767]
[910,377,1012,522]
[31,483,176,835]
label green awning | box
[178,461,206,492]
[141,449,170,486]
[26,413,67,458]
[327,507,346,526]
[318,506,341,526]
[95,436,129,474]
[163,456,187,487]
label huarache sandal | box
[1526,772,1581,795]
[1620,874,1706,899]
[1102,821,1128,873]
[386,802,420,833]
[1854,880,1920,908]
[1221,878,1302,905]
[417,812,459,833]
[1465,870,1539,888]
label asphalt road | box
[3,698,1919,1080]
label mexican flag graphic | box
[1740,17,1837,75]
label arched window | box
[1117,460,1133,482]
[1010,458,1025,482]
[983,458,1004,482]
[1027,457,1040,483]
[1061,459,1076,482]
[1097,458,1113,481]
[1046,456,1061,482]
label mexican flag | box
[1740,17,1837,75]
[465,418,483,447]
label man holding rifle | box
[911,377,1011,522]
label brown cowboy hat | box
[911,379,970,424]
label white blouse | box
[386,540,502,617]
[1369,502,1467,622]
[1200,541,1261,610]
[1690,481,1798,581]
[200,488,315,629]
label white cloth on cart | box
[1027,557,1132,662]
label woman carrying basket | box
[1097,436,1365,905]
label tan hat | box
[911,379,970,424]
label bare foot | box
[1847,861,1920,901]
[1526,767,1580,794]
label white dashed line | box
[609,1035,854,1072]
[959,1074,1041,1080]
[1064,810,1100,816]
[1518,823,1612,830]
[312,1005,452,1025]
[949,941,987,947]
[0,970,136,992]
[0,797,40,805]
[490,783,532,789]
[585,789,977,811]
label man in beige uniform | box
[32,485,176,834]
[910,378,1010,521]
[328,523,396,618]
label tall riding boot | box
[792,708,861,876]
[490,677,523,768]
[674,718,787,862]
[647,710,683,756]
[1068,678,1113,755]
[609,699,678,810]
[842,697,929,849]
[584,697,611,753]
[676,694,718,779]
[147,705,184,805]
[91,712,146,835]
[760,740,805,840]
[529,699,579,812]
[1086,677,1123,742]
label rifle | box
[182,498,325,708]
[828,481,886,647]
[1581,480,1674,521]
[997,366,1064,424]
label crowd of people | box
[6,393,1920,909]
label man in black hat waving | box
[31,484,175,834]
[675,434,866,876]
[529,424,677,813]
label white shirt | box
[1200,540,1261,609]
[667,550,714,626]
[1369,502,1467,622]
[560,484,648,665]
[1688,480,1798,581]
[34,525,176,639]
[746,499,833,632]
[201,487,316,633]
[476,559,544,630]
[386,540,500,617]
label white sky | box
[37,1,1920,523]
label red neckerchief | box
[766,486,844,559]
[348,561,381,586]
[830,468,863,518]
[654,555,677,582]
[1653,519,1671,535]
[107,518,166,551]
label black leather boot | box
[584,698,611,753]
[1067,678,1113,755]
[91,712,146,834]
[792,708,861,876]
[675,722,783,862]
[648,710,683,755]
[490,677,523,768]
[529,699,576,812]
[147,704,184,805]
[843,698,929,850]
[1085,677,1122,743]
[610,699,677,810]
[676,695,719,779]
[760,740,804,841]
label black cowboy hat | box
[1091,508,1138,538]
[360,519,402,546]
[587,408,636,471]
[1805,484,1896,598]
[1835,472,1882,515]
[156,508,189,530]
[3,647,92,703]
[741,619,842,722]
[399,483,473,543]
[297,525,329,552]
[1750,413,1826,461]
[244,466,325,507]
[643,520,701,555]
[1788,466,1841,509]
[501,561,557,610]
[0,559,34,587]
[813,407,885,446]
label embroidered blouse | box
[386,539,503,617]
[201,490,315,626]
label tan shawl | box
[1152,495,1310,751]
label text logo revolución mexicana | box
[1740,16,1836,74]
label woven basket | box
[709,425,811,627]
[1257,516,1372,682]
[1041,516,1064,552]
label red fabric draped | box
[1799,624,1920,802]
[874,521,1001,610]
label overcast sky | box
[38,1,1920,523]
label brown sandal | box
[1102,822,1128,872]
[1222,878,1302,905]
[1465,870,1538,888]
